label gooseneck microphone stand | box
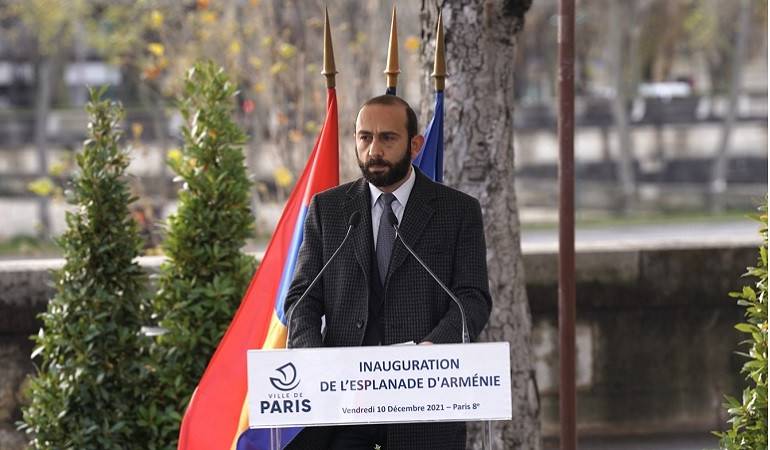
[387,212,469,344]
[285,211,361,349]
[388,212,495,449]
[271,211,360,450]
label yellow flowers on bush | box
[278,43,297,59]
[270,62,287,75]
[147,42,164,57]
[404,36,420,53]
[167,148,182,165]
[229,40,241,56]
[273,167,293,188]
[149,10,164,29]
[27,177,54,197]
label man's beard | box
[357,146,412,187]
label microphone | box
[285,211,361,348]
[387,212,470,344]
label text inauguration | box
[359,358,460,373]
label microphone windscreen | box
[387,211,399,227]
[348,211,362,228]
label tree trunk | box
[338,0,377,181]
[33,56,53,239]
[235,0,263,227]
[138,82,169,204]
[419,1,539,448]
[710,0,751,213]
[71,19,88,107]
[607,0,636,214]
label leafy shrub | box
[149,61,256,448]
[20,89,150,450]
[716,204,768,449]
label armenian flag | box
[177,84,338,450]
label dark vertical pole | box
[557,0,576,449]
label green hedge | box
[20,90,151,450]
[716,204,768,449]
[148,61,256,449]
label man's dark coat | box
[285,168,492,450]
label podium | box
[247,342,512,449]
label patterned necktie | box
[376,193,397,285]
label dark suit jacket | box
[284,168,492,449]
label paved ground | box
[243,217,763,256]
[521,218,762,253]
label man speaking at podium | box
[285,95,492,450]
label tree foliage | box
[149,61,256,448]
[1,0,84,56]
[20,89,150,450]
[716,204,768,449]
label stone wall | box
[525,245,754,437]
[0,245,758,447]
[0,260,60,450]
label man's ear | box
[410,134,425,160]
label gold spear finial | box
[322,7,337,89]
[384,5,400,92]
[432,10,446,91]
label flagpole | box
[557,0,577,449]
[431,11,445,93]
[268,8,337,450]
[322,7,337,90]
[269,428,281,450]
[384,6,399,95]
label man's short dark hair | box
[360,95,418,141]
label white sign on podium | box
[246,342,512,428]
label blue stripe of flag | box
[237,206,307,449]
[413,91,444,183]
[273,205,308,325]
[236,427,303,450]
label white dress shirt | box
[368,167,416,247]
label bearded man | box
[285,94,491,450]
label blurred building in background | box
[0,0,766,251]
[512,0,767,220]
